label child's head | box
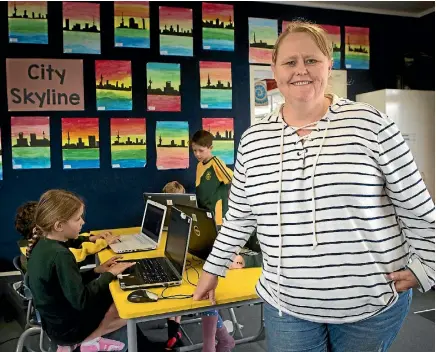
[191,130,214,163]
[26,189,85,257]
[15,201,38,240]
[162,181,186,194]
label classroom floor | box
[0,286,434,352]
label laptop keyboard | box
[136,258,179,284]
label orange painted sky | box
[11,116,49,138]
[203,118,233,135]
[346,26,369,45]
[8,1,47,15]
[62,118,99,145]
[111,118,146,137]
[202,3,233,24]
[114,1,149,18]
[160,6,192,30]
[95,60,131,86]
[200,61,232,86]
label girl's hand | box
[108,262,136,276]
[94,255,123,274]
[193,271,219,304]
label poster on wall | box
[159,6,193,56]
[320,25,341,69]
[202,118,234,165]
[249,18,277,64]
[95,60,132,111]
[345,26,370,70]
[114,1,150,48]
[11,116,50,170]
[63,2,101,54]
[111,118,146,168]
[6,58,85,111]
[146,62,181,112]
[62,118,99,169]
[200,61,232,109]
[156,121,189,170]
[8,1,48,44]
[202,3,234,51]
[0,129,3,180]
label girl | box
[27,189,134,352]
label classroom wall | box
[0,1,433,269]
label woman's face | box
[272,32,332,104]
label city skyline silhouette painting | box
[114,1,150,48]
[319,25,342,69]
[249,18,277,64]
[111,118,146,169]
[200,61,232,109]
[202,3,234,51]
[0,129,3,180]
[95,60,132,111]
[11,116,50,170]
[345,26,370,69]
[147,62,181,112]
[203,118,234,165]
[8,1,48,44]
[156,121,189,170]
[62,118,100,169]
[159,6,193,56]
[63,2,101,54]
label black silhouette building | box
[116,12,147,30]
[63,132,99,149]
[347,35,368,54]
[63,16,100,32]
[202,16,234,30]
[147,79,180,96]
[160,24,192,37]
[157,135,187,148]
[250,32,274,49]
[112,131,146,146]
[14,131,50,147]
[97,74,132,91]
[9,2,47,20]
[201,74,232,90]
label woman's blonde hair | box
[26,189,84,257]
[162,181,186,194]
[272,20,333,64]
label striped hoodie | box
[203,95,435,324]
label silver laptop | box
[109,200,167,254]
[118,206,192,290]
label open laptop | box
[143,192,197,228]
[172,204,219,261]
[109,200,166,254]
[118,206,192,290]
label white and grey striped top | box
[203,95,435,324]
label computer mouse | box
[127,289,159,303]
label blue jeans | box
[263,289,412,352]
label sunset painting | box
[249,18,277,64]
[203,118,234,165]
[11,116,50,170]
[200,61,232,109]
[159,6,193,56]
[156,121,189,170]
[111,118,146,168]
[63,2,100,54]
[8,1,48,44]
[320,25,342,69]
[95,60,132,111]
[147,62,181,112]
[62,118,99,169]
[114,1,149,48]
[345,26,370,69]
[202,3,234,51]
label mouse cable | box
[159,285,193,300]
[184,260,199,287]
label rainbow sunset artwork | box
[202,3,234,51]
[159,6,193,56]
[147,62,181,112]
[0,129,3,180]
[320,25,341,69]
[96,60,132,111]
[203,118,234,165]
[111,118,146,168]
[249,18,277,64]
[345,26,370,70]
[8,1,48,44]
[156,121,189,170]
[200,61,232,109]
[114,1,149,48]
[11,116,50,170]
[63,2,100,54]
[62,118,99,169]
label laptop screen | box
[165,207,191,276]
[141,202,165,243]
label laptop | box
[172,204,218,261]
[109,200,167,254]
[118,206,192,290]
[143,192,197,228]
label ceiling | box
[264,1,435,17]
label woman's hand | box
[94,255,122,274]
[388,269,419,292]
[193,271,219,304]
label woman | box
[194,21,435,352]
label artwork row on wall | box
[0,117,235,179]
[7,1,370,69]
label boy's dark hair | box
[15,201,38,240]
[191,130,213,148]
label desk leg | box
[127,319,138,352]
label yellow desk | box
[96,227,263,352]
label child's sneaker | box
[165,331,183,350]
[80,337,124,352]
[57,345,78,352]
